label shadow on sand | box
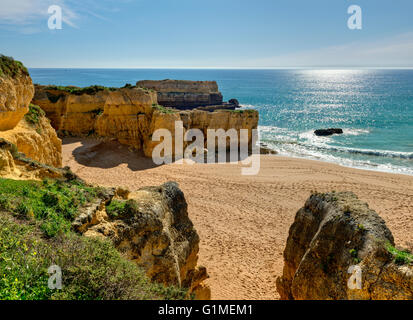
[63,137,253,172]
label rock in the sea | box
[314,128,343,136]
[77,181,211,300]
[228,99,240,107]
[276,191,413,300]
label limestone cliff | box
[136,80,223,109]
[0,56,62,169]
[276,192,413,300]
[0,55,34,131]
[1,105,62,168]
[72,181,211,300]
[32,84,259,159]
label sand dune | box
[62,138,413,300]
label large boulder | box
[75,181,211,300]
[276,192,413,300]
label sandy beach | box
[62,138,413,300]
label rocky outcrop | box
[32,85,259,159]
[136,80,224,109]
[0,56,34,131]
[314,128,343,136]
[0,56,62,169]
[0,138,68,180]
[276,192,413,300]
[73,181,210,300]
[1,105,62,168]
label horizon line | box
[27,66,413,70]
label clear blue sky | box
[1,0,413,68]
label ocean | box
[29,68,413,175]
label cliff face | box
[2,105,62,168]
[0,57,62,170]
[32,85,259,159]
[277,192,413,300]
[136,80,223,109]
[73,181,210,300]
[0,56,34,131]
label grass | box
[0,178,101,238]
[386,244,413,265]
[152,104,177,114]
[24,104,46,130]
[105,199,138,220]
[0,55,29,78]
[0,177,188,300]
[43,85,118,96]
[0,212,187,300]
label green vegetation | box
[386,244,413,265]
[0,177,187,300]
[24,104,46,129]
[152,103,177,114]
[105,199,140,220]
[0,178,101,238]
[0,212,187,300]
[349,249,360,264]
[0,55,29,78]
[43,85,118,96]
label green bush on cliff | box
[152,103,177,114]
[25,104,46,127]
[0,55,29,78]
[0,178,187,300]
[0,178,99,237]
[44,85,118,96]
[386,244,413,265]
[0,212,187,300]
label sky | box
[0,0,413,68]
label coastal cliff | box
[277,192,413,300]
[136,80,224,109]
[32,84,259,159]
[0,56,62,172]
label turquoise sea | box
[29,68,413,175]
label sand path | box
[62,138,413,300]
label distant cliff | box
[136,80,224,109]
[32,84,258,158]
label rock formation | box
[72,181,210,300]
[0,56,62,171]
[32,85,259,159]
[0,55,34,131]
[276,192,413,300]
[136,80,223,109]
[314,128,344,136]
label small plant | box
[152,104,177,114]
[0,55,29,78]
[386,244,413,265]
[24,104,46,126]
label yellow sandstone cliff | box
[0,56,62,175]
[32,84,259,159]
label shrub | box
[0,55,29,78]
[0,213,187,300]
[24,104,46,126]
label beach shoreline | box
[62,138,413,300]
